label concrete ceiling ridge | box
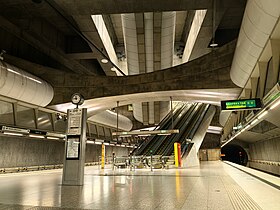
[54,0,246,15]
[55,0,210,15]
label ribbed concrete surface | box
[222,176,262,210]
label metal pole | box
[116,101,119,141]
[150,150,153,172]
[170,96,174,129]
[212,0,216,47]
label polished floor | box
[0,161,279,210]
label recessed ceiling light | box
[111,67,117,71]
[101,58,109,64]
[210,43,218,47]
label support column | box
[101,143,105,169]
[258,62,268,98]
[251,77,259,98]
[62,108,87,186]
[270,39,280,83]
[142,102,149,125]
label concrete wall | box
[199,149,221,161]
[249,138,280,176]
[0,136,130,168]
[200,133,220,149]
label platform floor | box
[0,161,279,210]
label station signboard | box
[221,98,262,111]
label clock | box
[71,93,84,106]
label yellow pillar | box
[174,143,179,167]
[101,144,105,169]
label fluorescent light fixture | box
[47,137,59,140]
[121,145,126,147]
[95,142,102,145]
[244,125,250,130]
[251,119,258,125]
[104,142,110,146]
[112,129,179,136]
[101,58,109,64]
[207,125,223,134]
[95,139,104,143]
[87,140,95,144]
[46,132,65,138]
[235,131,242,136]
[2,126,30,134]
[29,134,44,139]
[257,111,268,119]
[270,99,280,110]
[3,132,23,136]
[158,133,171,136]
[109,143,115,146]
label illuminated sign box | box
[221,98,262,111]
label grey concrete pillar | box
[258,62,268,98]
[62,108,87,186]
[270,39,280,84]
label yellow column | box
[174,143,179,167]
[101,144,105,169]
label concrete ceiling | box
[0,0,246,76]
[235,107,280,144]
[0,0,247,129]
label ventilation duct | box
[122,12,175,125]
[88,110,133,131]
[230,0,280,87]
[122,14,139,76]
[0,61,54,106]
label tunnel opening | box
[221,144,248,166]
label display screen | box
[221,98,262,111]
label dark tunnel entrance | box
[221,144,248,166]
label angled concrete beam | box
[45,40,238,104]
[0,16,97,75]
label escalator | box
[155,103,201,155]
[134,102,211,157]
[161,103,209,156]
[163,104,210,156]
[134,103,187,156]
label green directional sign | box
[221,98,262,111]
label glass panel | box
[17,105,35,128]
[104,127,112,140]
[37,110,52,131]
[0,100,14,125]
[97,125,105,137]
[54,114,67,133]
[89,123,98,138]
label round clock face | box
[71,93,84,105]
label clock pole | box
[62,93,87,186]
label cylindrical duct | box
[88,110,133,131]
[230,0,280,87]
[0,61,54,106]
